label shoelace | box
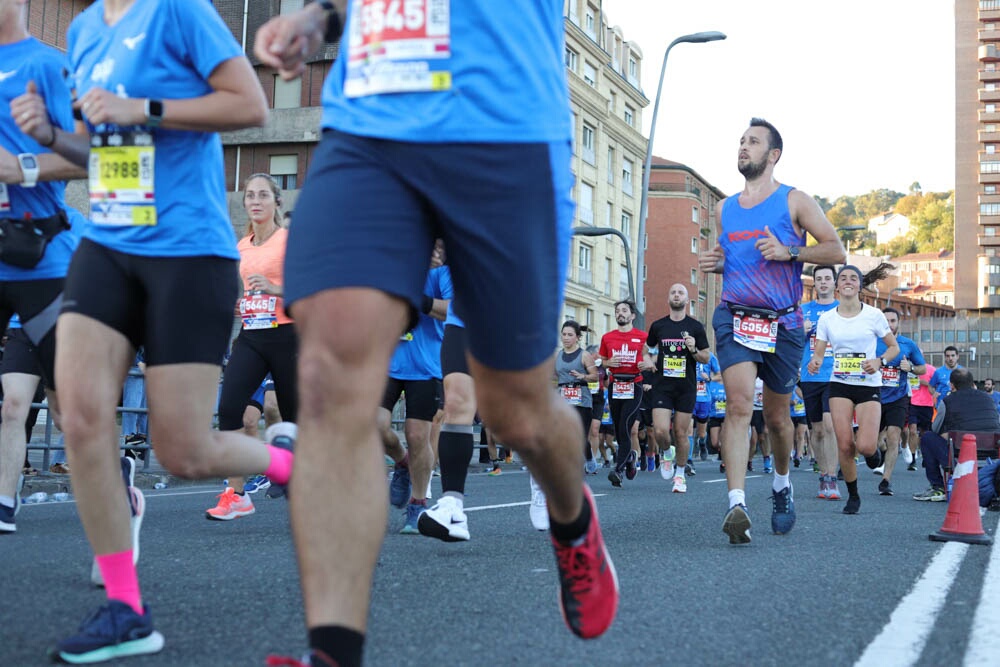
[772,489,790,512]
[556,541,596,594]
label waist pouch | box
[0,210,69,269]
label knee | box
[153,440,210,479]
[242,409,260,436]
[0,394,30,423]
[444,391,474,423]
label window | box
[988,125,998,134]
[585,5,596,37]
[583,62,597,87]
[642,265,647,280]
[607,147,615,184]
[989,104,997,114]
[988,185,997,194]
[643,233,647,250]
[989,144,997,155]
[618,265,630,299]
[565,47,578,72]
[604,313,611,335]
[577,243,593,285]
[604,257,612,295]
[958,330,968,343]
[982,161,1000,174]
[622,158,633,195]
[621,211,631,237]
[689,300,697,316]
[988,226,997,236]
[279,0,304,14]
[628,56,638,83]
[990,83,998,92]
[269,154,298,190]
[691,237,698,254]
[578,182,594,224]
[606,202,613,227]
[624,105,634,127]
[985,330,994,343]
[981,204,1000,216]
[273,75,302,109]
[691,206,699,223]
[690,269,698,284]
[582,123,596,164]
[568,0,579,24]
[609,91,617,112]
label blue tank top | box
[719,184,805,329]
[321,1,570,143]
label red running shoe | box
[551,485,619,639]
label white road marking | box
[465,493,607,513]
[964,514,1000,666]
[854,540,969,667]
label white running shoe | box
[902,447,914,465]
[528,474,549,531]
[417,495,469,542]
[672,476,687,494]
[660,460,673,481]
[873,464,885,476]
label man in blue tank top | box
[256,3,618,664]
[699,118,846,546]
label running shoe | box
[206,487,255,521]
[244,475,271,494]
[266,650,340,667]
[827,479,842,501]
[770,484,795,535]
[811,459,820,473]
[793,456,801,468]
[529,475,549,531]
[816,475,829,499]
[51,601,164,663]
[400,502,425,534]
[722,503,752,545]
[645,456,655,472]
[488,461,503,476]
[843,495,861,514]
[0,474,23,534]
[624,450,638,481]
[607,469,622,488]
[263,422,297,499]
[585,459,599,475]
[389,466,411,508]
[762,456,773,474]
[719,461,726,473]
[746,460,754,473]
[864,448,884,470]
[49,462,71,474]
[418,495,470,542]
[660,459,673,481]
[551,485,618,639]
[902,447,914,465]
[685,462,696,477]
[913,486,946,502]
[672,476,687,494]
[699,442,708,461]
[873,464,885,476]
[878,478,894,496]
[907,461,918,472]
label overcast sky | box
[601,0,956,201]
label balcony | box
[978,234,1000,246]
[981,44,1000,62]
[979,109,1000,122]
[577,268,593,286]
[980,129,1000,142]
[980,192,1000,204]
[982,1,1000,21]
[579,207,594,225]
[981,28,1000,42]
[981,67,1000,82]
[981,87,1000,103]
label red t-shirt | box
[599,328,648,379]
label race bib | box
[881,366,900,387]
[696,381,707,399]
[833,353,866,381]
[88,131,156,226]
[663,355,686,378]
[714,399,726,416]
[588,381,600,395]
[561,385,583,405]
[344,0,452,97]
[240,290,278,330]
[0,183,9,214]
[809,333,833,357]
[908,374,921,391]
[732,309,778,353]
[611,381,634,400]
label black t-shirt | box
[646,315,709,389]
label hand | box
[862,358,880,374]
[569,370,583,379]
[11,80,57,146]
[699,244,724,272]
[684,334,696,353]
[605,357,621,368]
[254,5,327,81]
[806,358,821,375]
[0,145,22,184]
[642,384,652,391]
[247,274,275,294]
[74,88,145,126]
[900,357,912,373]
[754,226,792,262]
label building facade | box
[890,250,956,306]
[867,212,911,247]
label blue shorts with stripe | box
[285,130,574,371]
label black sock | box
[846,479,859,498]
[549,492,592,544]
[583,440,594,461]
[439,427,474,495]
[234,490,245,496]
[309,626,364,667]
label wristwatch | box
[880,357,888,367]
[788,245,801,261]
[144,99,164,128]
[16,153,39,188]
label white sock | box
[728,489,745,508]
[674,463,685,479]
[773,472,790,493]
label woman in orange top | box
[207,173,298,520]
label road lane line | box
[854,541,969,667]
[963,513,1000,666]
[465,493,607,513]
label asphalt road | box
[5,455,999,667]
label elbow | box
[247,102,269,128]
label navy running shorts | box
[712,303,804,395]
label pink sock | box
[265,444,294,484]
[96,550,143,615]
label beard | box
[616,316,629,325]
[669,300,685,312]
[738,155,767,179]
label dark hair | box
[813,265,836,280]
[561,320,582,337]
[837,262,895,290]
[944,345,959,355]
[614,300,636,315]
[951,367,975,390]
[750,117,783,161]
[883,307,901,319]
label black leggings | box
[609,384,644,470]
[218,325,298,431]
[575,405,593,461]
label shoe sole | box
[417,512,470,542]
[722,507,752,545]
[205,506,256,521]
[54,630,164,664]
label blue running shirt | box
[799,300,838,382]
[877,334,926,404]
[0,37,81,280]
[322,1,571,143]
[67,0,242,259]
[389,265,454,380]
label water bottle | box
[53,492,70,502]
[154,476,168,490]
[23,491,48,504]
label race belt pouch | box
[728,303,796,354]
[0,209,69,269]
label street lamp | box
[636,30,726,329]
[837,224,867,256]
[573,226,634,304]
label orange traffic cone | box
[929,434,993,545]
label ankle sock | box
[728,489,746,509]
[846,479,859,498]
[309,625,364,667]
[96,550,143,615]
[773,472,790,492]
[550,492,592,545]
[264,444,293,484]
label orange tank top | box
[236,227,292,329]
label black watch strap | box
[317,1,344,42]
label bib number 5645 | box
[359,0,425,35]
